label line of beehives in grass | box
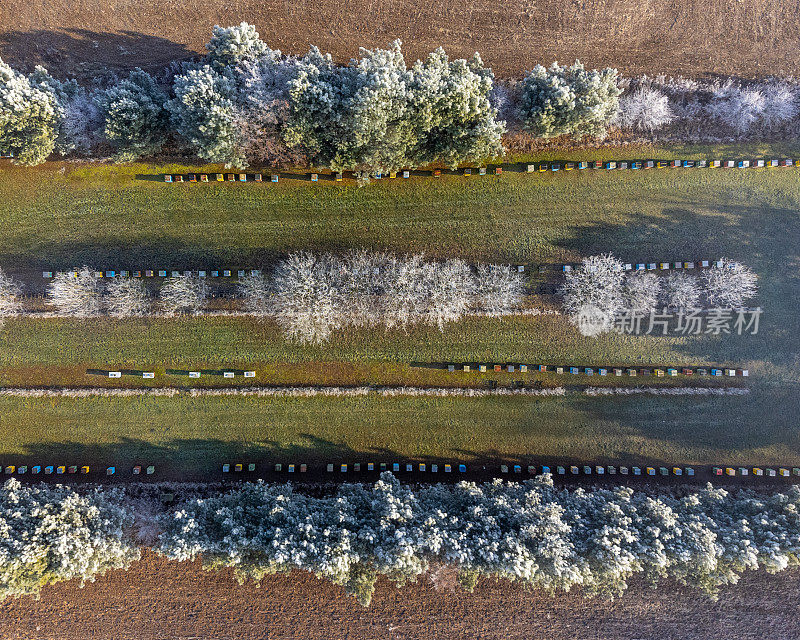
[161,156,800,184]
[0,464,154,477]
[38,259,730,281]
[2,460,793,482]
[220,461,800,480]
[445,363,749,377]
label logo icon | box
[575,304,611,337]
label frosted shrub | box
[0,479,137,601]
[661,272,701,311]
[48,266,102,317]
[519,61,621,139]
[615,86,674,131]
[205,22,271,69]
[106,277,149,317]
[559,254,625,335]
[28,66,101,155]
[159,474,800,606]
[160,276,207,316]
[622,271,660,312]
[98,69,169,162]
[761,82,799,128]
[0,268,22,317]
[701,259,758,308]
[474,264,523,315]
[707,82,766,134]
[0,58,59,165]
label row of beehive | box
[446,363,749,377]
[39,260,733,279]
[2,465,155,475]
[95,370,256,379]
[162,158,798,185]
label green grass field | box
[0,142,798,470]
[0,390,796,474]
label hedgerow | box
[158,474,800,606]
[0,479,138,601]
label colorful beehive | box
[354,463,361,472]
[464,168,472,176]
[444,464,452,472]
[646,467,656,476]
[310,173,318,182]
[248,463,256,471]
[146,466,155,475]
[753,467,763,476]
[44,466,53,474]
[234,463,243,472]
[633,466,641,475]
[479,364,487,372]
[433,169,441,178]
[570,466,579,474]
[459,464,467,472]
[81,466,89,474]
[595,465,605,474]
[164,174,173,183]
[500,465,508,473]
[271,174,279,183]
[254,174,262,182]
[583,466,592,474]
[106,467,115,475]
[620,466,629,475]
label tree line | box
[2,475,799,606]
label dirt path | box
[0,551,798,639]
[2,0,800,80]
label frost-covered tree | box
[559,254,625,335]
[661,272,701,311]
[418,258,476,328]
[28,67,101,155]
[237,272,273,316]
[205,22,271,69]
[519,61,621,139]
[0,479,138,601]
[707,82,766,134]
[168,65,242,166]
[0,268,22,317]
[284,41,415,173]
[615,86,674,131]
[0,58,59,165]
[474,264,523,315]
[160,275,207,316]
[272,252,342,344]
[98,69,169,162]
[761,82,799,128]
[407,49,504,168]
[106,277,149,317]
[622,271,660,312]
[701,259,758,308]
[48,266,102,317]
[158,474,800,607]
[229,56,303,167]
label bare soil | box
[0,551,798,639]
[2,0,800,80]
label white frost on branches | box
[661,272,701,311]
[559,254,625,335]
[0,268,22,317]
[622,271,660,313]
[160,276,207,316]
[701,259,758,308]
[519,61,621,139]
[270,251,517,343]
[106,277,149,317]
[615,86,674,131]
[158,474,800,607]
[237,272,273,316]
[47,266,102,317]
[0,479,138,601]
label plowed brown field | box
[0,551,799,639]
[2,0,800,79]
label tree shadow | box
[0,29,197,79]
